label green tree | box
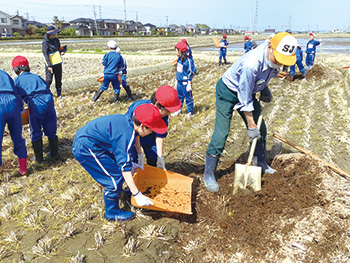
[13,32,20,37]
[52,16,64,30]
[26,24,38,35]
[60,27,76,36]
[151,28,157,35]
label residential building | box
[0,10,12,36]
[144,23,157,35]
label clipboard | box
[44,51,63,66]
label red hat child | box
[244,36,251,40]
[12,56,29,69]
[175,41,188,52]
[309,32,314,36]
[223,34,227,38]
[134,104,167,134]
[155,85,181,112]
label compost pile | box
[177,153,350,262]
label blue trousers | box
[100,74,121,94]
[121,74,127,88]
[177,81,194,114]
[290,60,306,76]
[28,94,57,142]
[305,53,315,67]
[219,49,227,60]
[72,138,124,199]
[0,94,27,165]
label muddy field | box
[0,36,350,262]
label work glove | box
[133,191,154,206]
[248,126,261,142]
[186,82,192,92]
[137,153,145,170]
[156,156,166,170]
[118,71,123,75]
[131,162,143,174]
[259,86,272,102]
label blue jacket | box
[187,46,193,60]
[176,58,194,82]
[14,72,52,103]
[220,39,229,51]
[296,48,303,62]
[306,40,320,54]
[102,51,124,75]
[74,114,135,172]
[126,99,168,139]
[244,41,253,53]
[222,41,279,112]
[0,70,23,107]
[120,55,127,74]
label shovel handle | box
[273,133,350,179]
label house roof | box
[70,18,95,23]
[0,10,11,18]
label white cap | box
[107,40,117,49]
[116,47,121,53]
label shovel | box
[233,104,267,194]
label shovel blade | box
[233,163,261,194]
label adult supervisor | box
[203,32,298,192]
[42,25,65,98]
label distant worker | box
[203,32,298,192]
[305,33,321,70]
[93,40,124,102]
[290,46,307,82]
[182,38,197,74]
[0,69,27,175]
[244,36,253,53]
[72,104,167,222]
[116,47,133,101]
[42,25,66,98]
[219,34,229,66]
[13,56,59,163]
[172,41,195,119]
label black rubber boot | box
[290,75,294,82]
[203,153,219,192]
[48,137,59,160]
[124,85,134,101]
[253,142,276,174]
[32,139,44,163]
[93,89,104,102]
[56,88,62,98]
[104,194,134,222]
[114,92,119,103]
[224,59,227,65]
[218,60,221,66]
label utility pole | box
[253,0,258,32]
[166,16,168,27]
[250,6,253,32]
[24,13,29,19]
[93,5,99,36]
[136,12,138,22]
[124,0,127,21]
[99,5,102,20]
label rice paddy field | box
[0,34,350,262]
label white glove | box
[156,156,166,170]
[137,153,144,170]
[118,71,123,75]
[131,162,143,174]
[186,82,192,92]
[133,191,154,206]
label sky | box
[2,0,350,32]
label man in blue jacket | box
[244,36,253,53]
[305,33,321,70]
[93,40,124,102]
[0,69,27,175]
[72,104,167,222]
[42,26,65,98]
[12,56,59,163]
[204,32,298,192]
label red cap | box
[182,38,187,43]
[134,104,167,134]
[12,56,29,69]
[244,36,251,40]
[155,85,181,112]
[175,41,188,52]
[223,34,227,38]
[309,33,314,36]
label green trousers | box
[207,78,267,157]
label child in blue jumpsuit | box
[93,40,124,102]
[290,46,307,81]
[72,104,167,222]
[305,33,321,70]
[182,39,197,74]
[219,34,229,66]
[126,85,181,170]
[12,56,59,163]
[0,69,27,175]
[244,36,253,53]
[116,47,133,101]
[173,41,195,119]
